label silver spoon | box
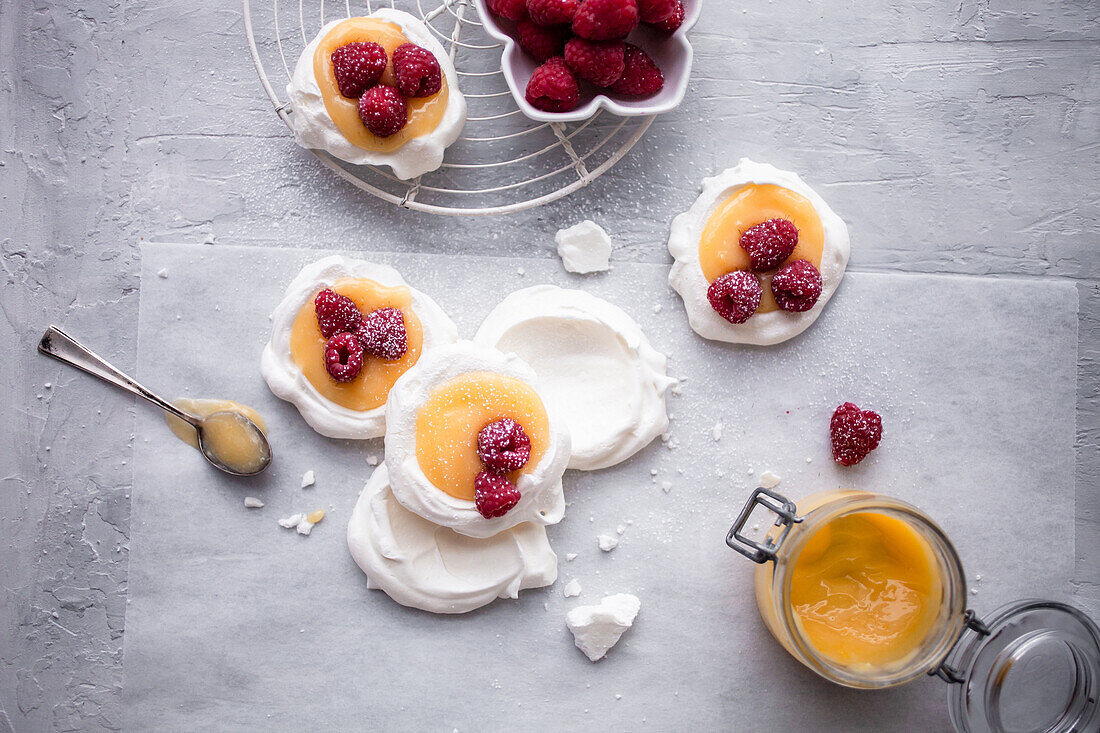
[37,325,272,477]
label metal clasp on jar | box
[726,487,804,564]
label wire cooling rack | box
[243,0,655,216]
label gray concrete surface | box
[0,0,1096,730]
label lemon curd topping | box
[313,17,448,152]
[414,371,550,501]
[289,277,423,411]
[698,184,825,313]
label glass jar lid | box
[942,600,1100,733]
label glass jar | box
[733,488,967,688]
[727,487,1100,732]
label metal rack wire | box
[243,0,655,215]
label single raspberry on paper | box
[830,403,883,466]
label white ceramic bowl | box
[474,0,701,123]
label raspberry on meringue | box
[668,158,851,346]
[384,341,571,539]
[260,256,457,440]
[285,10,467,180]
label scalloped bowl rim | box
[473,0,701,123]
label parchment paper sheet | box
[123,242,1078,731]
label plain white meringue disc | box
[668,158,851,346]
[475,285,677,471]
[384,340,571,539]
[260,255,458,440]
[347,463,558,614]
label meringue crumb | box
[650,469,658,476]
[566,594,641,662]
[555,220,612,274]
[517,267,525,276]
[616,524,626,535]
[653,304,662,314]
[759,471,781,489]
[566,552,578,561]
[747,467,754,475]
[615,694,622,701]
[278,513,304,529]
[564,579,582,598]
[712,422,723,441]
[301,470,315,488]
[156,268,168,279]
[806,457,813,463]
[367,455,379,466]
[597,534,619,552]
[280,511,322,535]
[244,497,264,508]
[661,481,671,493]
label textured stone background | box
[0,0,1097,730]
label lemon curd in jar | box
[314,17,449,152]
[752,490,964,687]
[414,371,550,501]
[289,278,423,411]
[698,184,825,313]
[787,511,943,669]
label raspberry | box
[572,0,638,40]
[771,259,823,312]
[474,471,522,518]
[487,0,528,21]
[324,333,364,383]
[330,42,388,98]
[609,43,663,96]
[525,57,581,112]
[355,307,408,361]
[517,19,569,62]
[357,85,408,137]
[636,0,675,23]
[707,271,762,324]
[314,288,362,338]
[739,218,799,272]
[648,0,684,32]
[527,0,579,25]
[830,403,883,466]
[565,37,626,87]
[477,418,532,473]
[392,43,442,98]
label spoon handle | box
[37,325,199,427]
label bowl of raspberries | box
[476,0,699,122]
